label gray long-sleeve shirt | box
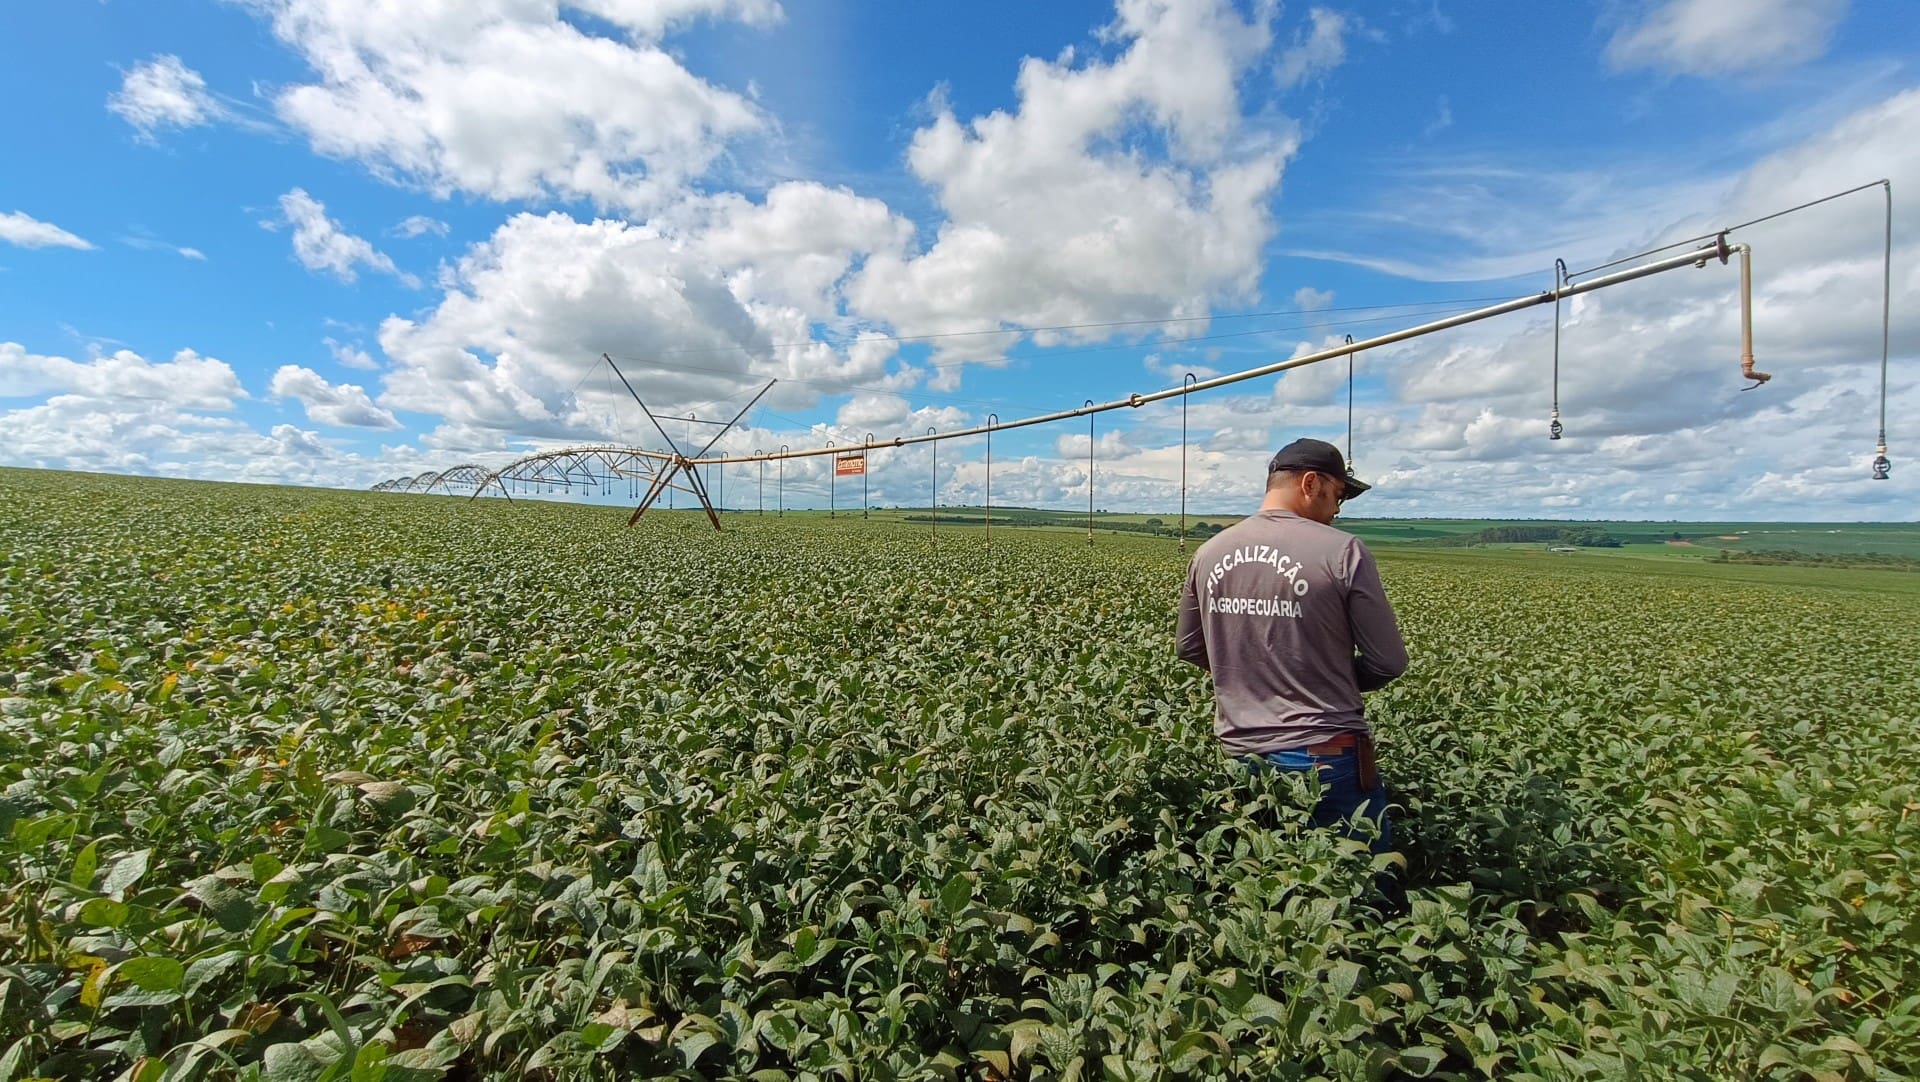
[1177,510,1408,755]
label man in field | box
[1176,438,1409,852]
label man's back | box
[1177,509,1407,755]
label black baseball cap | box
[1267,438,1371,499]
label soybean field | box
[1,468,1916,1081]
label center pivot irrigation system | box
[375,182,1898,538]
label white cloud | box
[241,0,770,211]
[324,337,379,370]
[688,182,913,315]
[108,55,225,138]
[273,188,419,287]
[1275,8,1349,89]
[0,393,365,486]
[0,343,246,409]
[1282,156,1734,282]
[120,231,207,260]
[0,211,93,251]
[394,215,450,238]
[375,208,907,442]
[846,0,1294,366]
[0,344,369,487]
[270,364,402,428]
[1293,286,1335,310]
[1605,0,1849,77]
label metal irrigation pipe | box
[778,445,787,515]
[690,241,1746,469]
[755,449,763,514]
[864,432,873,518]
[827,440,836,518]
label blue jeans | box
[1253,747,1394,854]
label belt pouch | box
[1356,735,1378,792]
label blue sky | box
[2,0,1915,518]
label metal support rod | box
[1736,243,1768,384]
[828,440,836,517]
[1180,374,1193,552]
[1344,335,1355,467]
[756,450,764,514]
[1550,260,1566,440]
[692,242,1739,469]
[1876,180,1893,479]
[864,432,873,518]
[985,415,996,548]
[1085,400,1095,544]
[929,427,938,546]
[778,445,786,515]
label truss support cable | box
[1567,179,1890,281]
[695,241,1742,469]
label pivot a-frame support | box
[603,354,774,531]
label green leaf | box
[71,838,102,889]
[103,849,152,901]
[79,897,130,928]
[118,957,185,992]
[349,1040,389,1082]
[675,1030,718,1068]
[938,873,973,914]
[182,951,245,998]
[261,1041,333,1082]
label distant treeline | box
[1415,525,1624,548]
[1711,549,1920,571]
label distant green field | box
[761,505,1920,565]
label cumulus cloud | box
[0,211,93,251]
[373,201,918,443]
[688,182,913,315]
[1275,8,1349,89]
[0,342,246,409]
[239,0,770,211]
[108,55,226,138]
[324,337,379,370]
[845,0,1294,365]
[273,188,419,287]
[1605,0,1850,77]
[0,344,367,487]
[0,393,365,486]
[270,364,401,428]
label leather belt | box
[1303,731,1362,755]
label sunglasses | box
[1317,472,1349,504]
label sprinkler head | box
[1871,453,1891,481]
[1549,418,1564,441]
